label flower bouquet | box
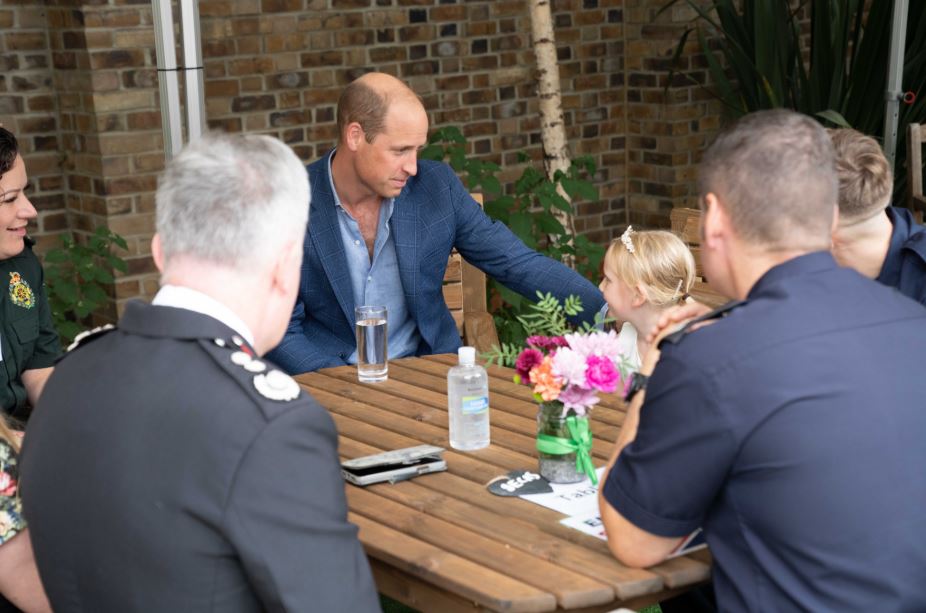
[485,293,634,484]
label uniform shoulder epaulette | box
[658,299,747,347]
[66,324,116,352]
[204,336,302,406]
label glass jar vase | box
[536,401,585,484]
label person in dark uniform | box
[830,127,926,304]
[20,133,380,612]
[598,110,926,610]
[0,128,61,420]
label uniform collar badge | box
[253,370,300,402]
[9,272,35,309]
[225,346,297,400]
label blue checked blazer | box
[268,151,605,374]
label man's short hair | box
[0,127,19,180]
[698,109,837,250]
[828,128,893,224]
[336,80,390,145]
[155,132,309,270]
[336,76,422,145]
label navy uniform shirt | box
[877,206,926,305]
[602,252,926,611]
[0,240,61,414]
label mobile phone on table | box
[341,445,447,486]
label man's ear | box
[151,234,164,273]
[701,193,728,250]
[269,240,302,295]
[344,122,365,152]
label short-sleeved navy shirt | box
[1,242,61,414]
[603,252,926,611]
[876,206,926,306]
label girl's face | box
[599,263,638,320]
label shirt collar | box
[152,285,254,347]
[748,251,837,299]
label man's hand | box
[643,301,712,344]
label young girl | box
[599,225,697,370]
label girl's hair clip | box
[620,225,635,254]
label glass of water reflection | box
[355,305,388,383]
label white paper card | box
[519,467,606,516]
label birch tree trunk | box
[527,0,576,269]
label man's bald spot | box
[354,72,418,102]
[336,73,423,144]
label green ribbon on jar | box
[535,415,597,485]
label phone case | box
[341,445,448,486]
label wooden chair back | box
[669,206,727,308]
[442,194,500,353]
[907,122,926,223]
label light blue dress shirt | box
[328,155,422,363]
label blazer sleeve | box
[222,398,380,613]
[444,167,605,322]
[267,297,350,374]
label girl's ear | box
[632,283,648,308]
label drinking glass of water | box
[355,305,388,383]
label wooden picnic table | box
[294,355,711,613]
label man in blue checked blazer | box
[268,73,604,374]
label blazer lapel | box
[308,152,355,326]
[391,190,418,323]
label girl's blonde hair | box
[604,228,696,307]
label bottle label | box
[461,395,488,415]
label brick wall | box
[2,0,725,316]
[199,0,631,245]
[623,0,724,228]
[0,3,66,254]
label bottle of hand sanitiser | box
[448,346,490,450]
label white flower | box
[551,347,587,387]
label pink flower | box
[564,330,622,358]
[585,355,619,393]
[515,348,544,384]
[558,385,600,415]
[526,335,568,352]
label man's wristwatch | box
[624,372,649,402]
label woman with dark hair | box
[0,127,61,420]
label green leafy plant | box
[43,227,128,342]
[483,292,605,366]
[664,0,926,200]
[421,126,606,346]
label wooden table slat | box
[336,439,711,592]
[364,479,664,601]
[348,488,616,609]
[352,514,557,613]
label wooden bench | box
[669,207,728,308]
[442,194,501,354]
[907,122,926,224]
